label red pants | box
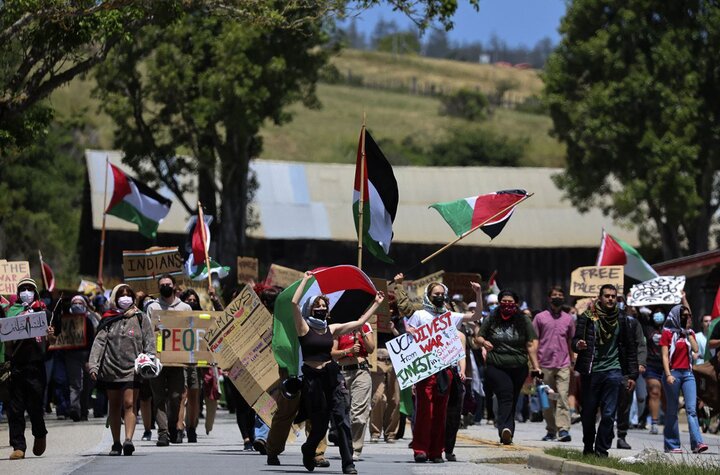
[413,370,452,458]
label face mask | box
[159,285,174,298]
[19,290,35,305]
[550,297,564,307]
[312,309,328,321]
[189,301,201,311]
[653,312,665,325]
[431,295,446,308]
[500,302,517,318]
[617,302,625,311]
[70,304,86,314]
[488,304,498,312]
[117,296,133,310]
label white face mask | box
[19,290,35,305]
[117,296,133,310]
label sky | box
[341,0,567,48]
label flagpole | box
[197,201,213,291]
[98,155,110,288]
[38,250,49,290]
[357,113,367,270]
[418,193,534,265]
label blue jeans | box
[581,369,623,456]
[254,414,269,442]
[662,369,703,451]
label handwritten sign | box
[151,311,221,366]
[443,272,482,304]
[405,271,445,306]
[264,264,304,289]
[205,284,280,425]
[237,257,259,284]
[123,247,184,295]
[627,276,686,307]
[0,260,31,296]
[570,266,624,297]
[49,314,87,350]
[0,312,48,342]
[386,312,464,390]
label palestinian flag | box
[41,261,55,292]
[596,230,658,282]
[430,189,528,239]
[105,163,172,238]
[353,128,398,263]
[184,254,230,281]
[183,215,228,281]
[488,270,500,295]
[191,213,210,266]
[272,265,377,376]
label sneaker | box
[174,430,184,444]
[253,439,267,454]
[315,458,330,468]
[243,441,254,451]
[649,424,659,435]
[156,433,170,447]
[267,454,281,466]
[342,464,358,474]
[141,430,152,441]
[693,443,709,454]
[33,437,46,456]
[369,437,380,443]
[414,452,428,463]
[432,457,444,463]
[542,432,556,441]
[122,440,135,456]
[352,453,360,461]
[446,453,457,462]
[571,414,582,425]
[501,428,513,445]
[384,438,396,444]
[9,450,25,460]
[666,448,683,454]
[187,428,197,443]
[617,438,631,449]
[558,430,571,442]
[109,442,123,456]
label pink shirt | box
[532,309,575,369]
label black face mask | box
[551,297,564,307]
[312,309,328,321]
[189,301,201,311]
[159,285,174,298]
[431,295,445,308]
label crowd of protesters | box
[2,272,719,470]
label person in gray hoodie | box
[88,284,154,456]
[146,274,192,446]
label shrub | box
[429,127,526,167]
[439,88,489,121]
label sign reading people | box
[570,265,624,297]
[122,247,184,295]
[151,311,221,366]
[0,260,31,295]
[49,314,88,350]
[204,284,280,425]
[386,312,465,390]
[627,276,686,307]
[237,256,259,284]
[0,312,48,342]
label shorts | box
[98,379,141,391]
[644,365,663,381]
[184,366,200,390]
[139,379,153,400]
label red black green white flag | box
[596,230,658,282]
[353,128,398,263]
[105,163,172,238]
[430,189,528,239]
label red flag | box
[712,285,720,318]
[191,215,209,266]
[42,261,55,292]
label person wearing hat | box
[3,278,56,460]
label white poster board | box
[0,312,48,342]
[627,276,686,307]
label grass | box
[545,447,720,475]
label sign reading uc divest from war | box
[151,311,221,366]
[386,312,465,390]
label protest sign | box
[264,264,304,289]
[404,271,445,306]
[49,314,87,350]
[443,272,482,304]
[627,276,686,307]
[151,311,221,366]
[371,278,391,334]
[205,284,280,425]
[237,256,259,284]
[0,312,48,342]
[386,312,465,390]
[122,247,184,295]
[0,260,31,295]
[570,266,624,297]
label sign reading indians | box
[122,247,184,295]
[627,276,686,307]
[570,265,624,297]
[49,313,88,350]
[0,260,31,296]
[151,311,221,366]
[237,256,259,284]
[0,312,48,342]
[386,312,465,390]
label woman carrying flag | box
[292,271,384,475]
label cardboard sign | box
[237,256,259,284]
[0,260,31,296]
[405,271,445,306]
[123,247,184,295]
[152,311,222,366]
[627,276,686,307]
[264,264,304,289]
[386,312,465,390]
[570,266,624,297]
[443,272,482,304]
[49,313,87,350]
[371,278,391,334]
[205,284,280,425]
[0,311,48,342]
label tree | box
[93,7,328,270]
[544,1,720,259]
[424,27,450,58]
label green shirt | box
[480,314,537,368]
[592,321,620,373]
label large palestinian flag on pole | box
[106,163,172,238]
[430,189,528,239]
[596,230,658,282]
[272,265,377,376]
[353,128,398,263]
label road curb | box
[527,453,636,475]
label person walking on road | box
[615,301,646,450]
[572,285,639,458]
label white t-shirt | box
[405,309,465,330]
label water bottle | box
[536,382,550,410]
